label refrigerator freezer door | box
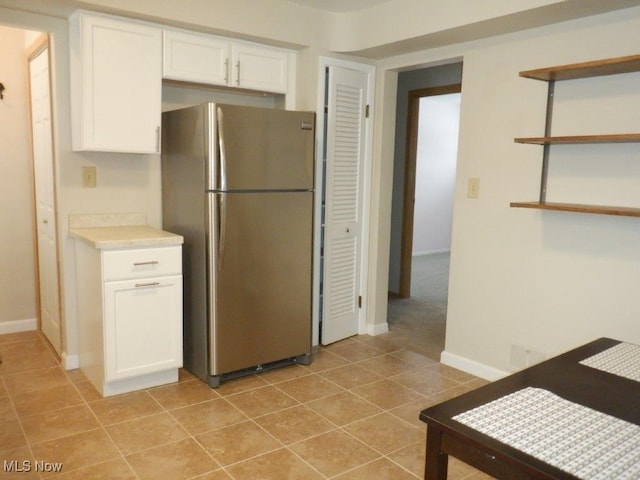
[210,191,313,375]
[216,104,314,191]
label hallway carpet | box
[387,252,450,361]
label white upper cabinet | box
[69,13,295,153]
[163,29,230,86]
[163,29,290,94]
[231,42,289,94]
[70,12,162,153]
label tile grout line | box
[179,350,418,479]
[1,332,487,479]
[302,345,436,479]
[55,355,140,479]
[162,387,253,478]
[142,385,226,478]
[268,355,420,479]
[2,376,44,480]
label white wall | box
[412,94,459,255]
[332,0,551,49]
[0,25,37,327]
[374,7,640,378]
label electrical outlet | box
[510,345,527,370]
[510,344,546,370]
[82,166,97,188]
[467,177,480,199]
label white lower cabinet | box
[104,275,182,381]
[75,242,183,396]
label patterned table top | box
[453,387,640,480]
[579,342,640,383]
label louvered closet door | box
[321,66,368,345]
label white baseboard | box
[366,322,389,336]
[440,350,508,382]
[102,368,179,397]
[62,353,80,370]
[412,248,450,257]
[0,318,37,335]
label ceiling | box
[284,0,393,12]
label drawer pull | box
[133,261,159,267]
[135,282,161,288]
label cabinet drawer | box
[102,246,182,281]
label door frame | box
[399,83,461,298]
[27,33,63,353]
[313,56,376,345]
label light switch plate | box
[467,177,480,199]
[82,166,97,188]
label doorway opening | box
[400,86,461,298]
[0,25,61,354]
[387,62,462,359]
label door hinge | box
[365,104,370,118]
[358,295,362,308]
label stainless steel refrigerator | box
[161,103,314,387]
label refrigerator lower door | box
[208,191,313,376]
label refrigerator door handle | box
[210,193,227,272]
[217,107,227,191]
[217,193,227,271]
[206,193,218,375]
[215,106,228,271]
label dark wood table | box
[419,338,640,479]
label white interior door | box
[30,44,62,354]
[321,66,369,345]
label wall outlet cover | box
[467,177,480,199]
[82,166,97,188]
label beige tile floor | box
[0,330,494,479]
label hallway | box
[387,252,450,361]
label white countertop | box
[70,225,184,249]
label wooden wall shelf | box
[510,202,640,217]
[520,54,640,81]
[515,133,640,145]
[512,54,640,217]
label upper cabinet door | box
[231,42,289,94]
[70,12,162,153]
[163,30,230,86]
